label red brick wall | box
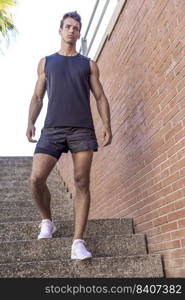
[57,0,185,277]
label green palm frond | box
[0,10,14,36]
[0,0,17,53]
[0,0,16,34]
[0,0,16,10]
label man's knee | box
[74,174,90,191]
[30,173,46,186]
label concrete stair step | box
[0,169,61,180]
[0,196,71,208]
[0,198,72,212]
[0,156,33,163]
[0,160,32,165]
[0,164,32,170]
[0,185,67,196]
[0,218,133,241]
[0,184,72,207]
[0,165,60,182]
[0,181,70,200]
[0,171,31,177]
[0,169,59,178]
[0,166,57,174]
[0,158,33,171]
[0,254,163,278]
[0,215,72,223]
[0,172,63,185]
[0,170,31,178]
[0,211,73,223]
[0,180,67,195]
[0,171,60,180]
[0,234,147,263]
[0,176,66,189]
[0,182,67,194]
[0,192,71,204]
[0,163,32,169]
[0,200,35,208]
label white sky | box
[0,0,117,156]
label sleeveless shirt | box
[43,52,94,130]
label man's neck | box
[58,45,77,56]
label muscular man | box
[26,11,112,260]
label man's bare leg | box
[72,150,93,240]
[30,153,57,220]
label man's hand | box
[26,123,37,143]
[101,127,112,147]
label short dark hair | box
[60,11,82,32]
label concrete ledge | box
[0,254,164,278]
[0,218,133,241]
[0,234,146,263]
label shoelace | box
[73,239,86,245]
[73,240,88,252]
[39,222,52,232]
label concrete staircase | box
[0,157,164,278]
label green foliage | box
[0,0,17,53]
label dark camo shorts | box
[34,127,98,160]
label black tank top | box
[43,52,94,129]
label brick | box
[164,190,183,205]
[163,248,185,258]
[149,240,181,252]
[167,138,185,157]
[160,88,177,110]
[172,177,185,191]
[161,171,180,187]
[146,226,161,237]
[157,137,175,156]
[148,232,171,244]
[163,104,180,125]
[171,229,185,240]
[165,268,185,278]
[168,208,185,222]
[178,218,185,228]
[180,168,185,177]
[164,123,182,141]
[153,215,168,227]
[161,221,178,233]
[181,238,185,248]
[170,157,185,173]
[134,221,153,232]
[175,128,185,143]
[177,78,185,92]
[163,258,184,268]
[157,203,175,216]
[174,198,185,210]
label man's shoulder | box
[45,52,57,59]
[78,53,91,62]
[38,53,57,72]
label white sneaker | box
[37,219,56,240]
[71,239,92,260]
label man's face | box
[59,17,80,44]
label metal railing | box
[80,0,112,56]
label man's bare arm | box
[26,57,46,142]
[89,60,112,146]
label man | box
[26,11,112,260]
